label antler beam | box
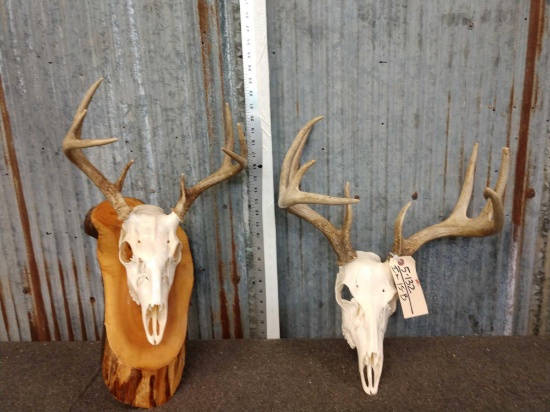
[392,144,510,257]
[278,117,359,266]
[172,103,248,221]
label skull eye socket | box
[119,241,133,263]
[340,284,353,301]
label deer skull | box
[63,78,247,346]
[335,252,397,394]
[118,206,183,345]
[278,117,509,394]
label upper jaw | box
[141,303,167,345]
[359,352,383,395]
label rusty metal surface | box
[0,0,249,341]
[268,0,549,337]
[526,1,550,336]
[1,0,548,342]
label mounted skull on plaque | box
[63,78,247,407]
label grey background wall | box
[0,0,548,341]
[268,0,550,338]
[0,0,249,341]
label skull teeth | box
[142,304,166,345]
[359,353,382,395]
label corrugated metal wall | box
[0,0,249,341]
[0,0,548,341]
[268,0,550,337]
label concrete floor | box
[1,336,549,411]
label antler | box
[172,103,248,220]
[63,78,134,220]
[392,144,510,257]
[278,117,359,265]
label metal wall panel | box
[0,0,249,341]
[268,0,549,337]
[1,0,548,342]
[526,0,550,336]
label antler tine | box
[279,116,319,194]
[289,117,321,184]
[479,147,510,219]
[341,182,354,247]
[450,143,479,216]
[279,117,360,208]
[115,160,135,191]
[63,78,132,220]
[392,144,510,257]
[172,103,247,220]
[278,118,359,266]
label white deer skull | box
[335,252,397,394]
[63,78,247,346]
[278,117,509,394]
[118,206,183,345]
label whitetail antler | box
[172,103,248,220]
[278,117,359,265]
[392,144,510,257]
[64,79,247,222]
[63,78,134,220]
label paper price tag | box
[389,256,428,319]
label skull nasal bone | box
[366,315,380,351]
[149,267,163,305]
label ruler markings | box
[240,0,267,338]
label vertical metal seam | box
[507,0,545,334]
[0,75,51,341]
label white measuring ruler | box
[240,0,279,338]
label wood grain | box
[102,337,186,408]
[90,198,194,407]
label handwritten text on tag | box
[389,256,428,319]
